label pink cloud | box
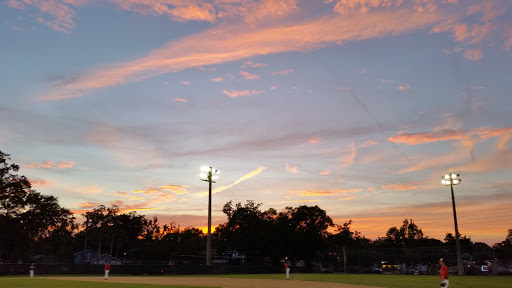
[7,0,25,10]
[241,61,268,68]
[308,137,320,144]
[389,129,470,145]
[38,6,451,101]
[272,69,294,76]
[286,163,298,174]
[111,0,216,22]
[181,80,191,85]
[211,77,224,82]
[505,28,512,50]
[222,90,251,98]
[11,0,77,33]
[464,48,483,60]
[453,23,469,42]
[340,142,356,167]
[240,71,260,80]
[397,82,410,91]
[175,98,188,102]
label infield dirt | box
[46,276,382,288]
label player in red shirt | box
[439,258,449,287]
[104,260,111,280]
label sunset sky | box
[1,0,511,246]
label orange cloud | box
[78,202,102,209]
[273,199,319,204]
[290,188,363,197]
[111,0,216,22]
[360,140,377,147]
[29,178,54,187]
[175,98,188,102]
[339,196,357,200]
[38,7,449,101]
[132,185,188,195]
[24,160,78,169]
[308,137,320,143]
[389,129,469,145]
[319,170,331,175]
[381,180,431,191]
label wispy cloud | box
[241,61,268,68]
[240,71,260,80]
[110,0,217,23]
[74,186,103,195]
[340,142,357,167]
[464,48,483,60]
[38,7,450,101]
[24,160,78,169]
[29,178,54,187]
[272,69,294,76]
[382,180,432,191]
[319,170,331,175]
[290,188,363,197]
[211,77,224,82]
[8,0,77,33]
[286,163,299,174]
[175,98,188,102]
[222,89,263,98]
[78,202,102,209]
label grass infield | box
[1,274,510,288]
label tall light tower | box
[441,173,463,276]
[200,166,220,266]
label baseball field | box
[1,274,511,288]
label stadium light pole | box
[200,166,220,266]
[441,173,463,276]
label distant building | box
[74,250,122,264]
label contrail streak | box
[198,166,266,196]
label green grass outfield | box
[1,274,510,288]
[0,277,217,288]
[214,273,512,288]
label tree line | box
[1,150,511,268]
